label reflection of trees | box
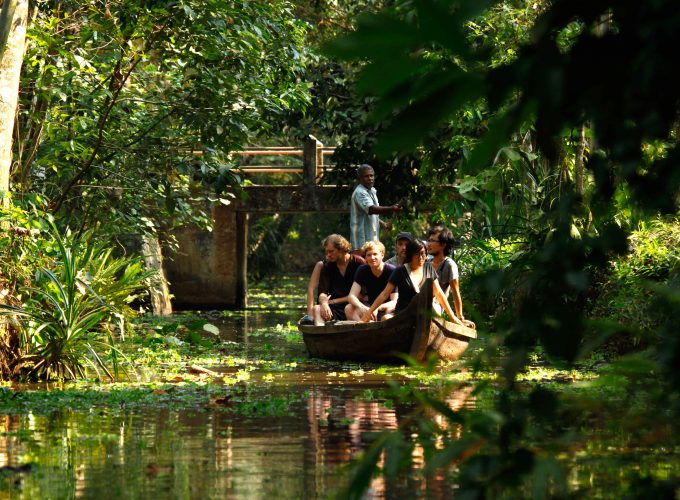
[410,385,476,497]
[0,414,21,467]
[0,383,474,497]
[307,384,476,497]
[308,387,398,458]
[307,385,399,497]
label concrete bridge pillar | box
[164,136,346,310]
[164,205,249,309]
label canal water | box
[2,276,679,498]
[0,276,473,498]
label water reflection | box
[0,388,472,498]
[0,310,473,498]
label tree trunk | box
[141,233,173,316]
[0,0,27,201]
[0,0,27,380]
[0,0,18,56]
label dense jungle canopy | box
[0,0,678,497]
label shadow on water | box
[0,276,476,498]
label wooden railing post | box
[316,140,324,181]
[303,134,322,186]
[236,211,249,309]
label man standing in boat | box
[349,164,402,251]
[314,234,365,326]
[426,225,475,328]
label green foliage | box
[323,0,680,497]
[589,216,680,342]
[247,213,352,278]
[0,220,151,380]
[16,0,311,236]
[293,2,563,243]
[248,214,294,279]
[613,217,680,283]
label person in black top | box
[360,239,464,325]
[345,240,397,321]
[313,234,366,325]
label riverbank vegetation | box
[0,0,678,497]
[321,0,679,497]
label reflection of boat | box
[299,279,476,363]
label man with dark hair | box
[349,164,401,251]
[385,231,414,266]
[314,234,365,325]
[426,225,474,328]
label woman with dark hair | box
[360,239,465,326]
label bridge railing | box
[231,135,335,185]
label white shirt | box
[350,184,380,250]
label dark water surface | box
[4,277,678,498]
[0,298,471,499]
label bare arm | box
[306,261,323,316]
[450,279,463,319]
[377,292,398,312]
[368,204,401,215]
[318,289,351,316]
[450,279,475,328]
[361,282,396,322]
[318,292,333,321]
[347,282,364,309]
[433,279,464,326]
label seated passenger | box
[360,239,466,326]
[426,225,475,329]
[302,260,351,325]
[313,234,366,326]
[345,240,397,322]
[385,231,414,266]
[301,261,323,324]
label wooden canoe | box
[298,279,476,363]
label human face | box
[395,238,410,259]
[364,248,384,269]
[358,169,375,189]
[324,244,343,263]
[410,248,427,267]
[427,232,443,256]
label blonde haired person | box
[345,240,398,321]
[361,239,465,326]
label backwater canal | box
[0,276,474,498]
[2,275,679,498]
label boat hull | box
[299,279,476,363]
